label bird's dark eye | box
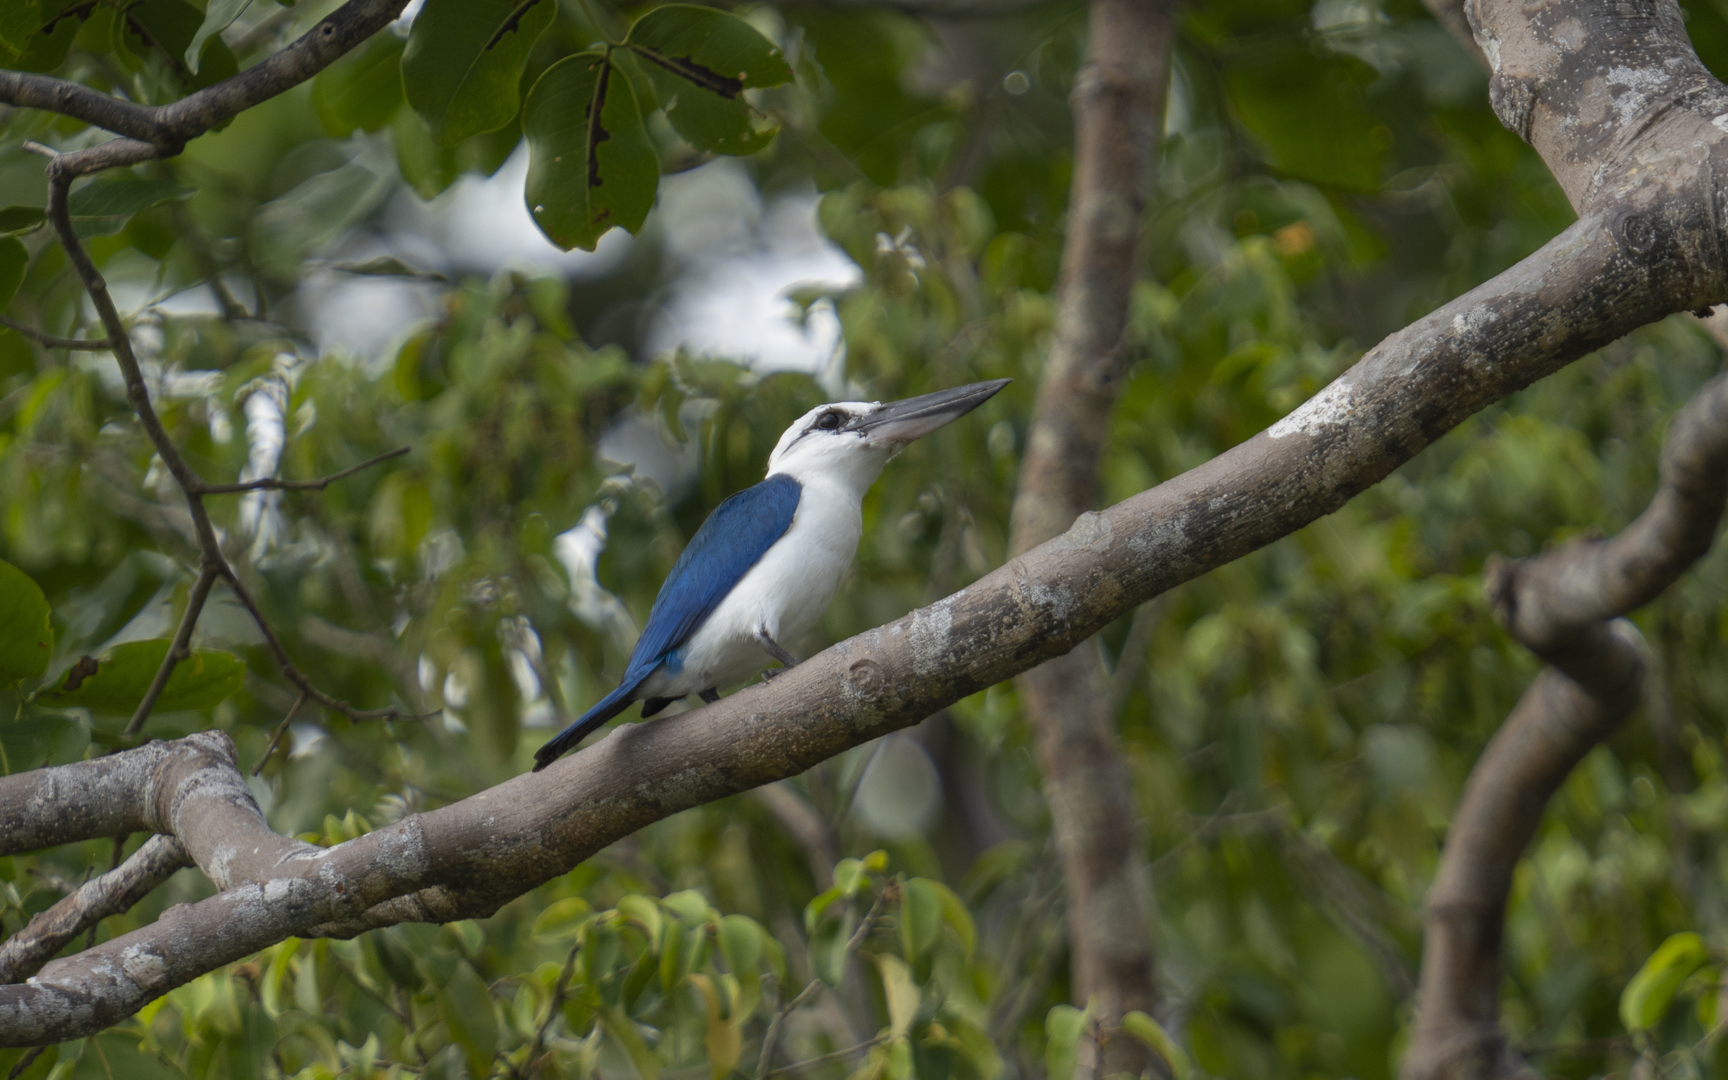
[815,411,842,431]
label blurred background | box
[4,0,1728,1076]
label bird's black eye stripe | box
[814,411,842,431]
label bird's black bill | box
[854,378,1011,445]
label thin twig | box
[199,446,409,494]
[0,313,116,350]
[123,567,220,736]
[219,566,436,723]
[6,1047,44,1080]
[517,939,583,1078]
[252,691,309,777]
[764,1034,890,1078]
[756,889,889,1078]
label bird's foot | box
[760,666,786,683]
[753,629,799,669]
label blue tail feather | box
[532,675,649,771]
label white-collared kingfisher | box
[532,378,1009,770]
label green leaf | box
[36,639,245,714]
[1226,43,1385,193]
[523,53,659,253]
[314,32,406,138]
[873,954,919,1039]
[1622,931,1710,1032]
[0,559,53,683]
[532,896,593,940]
[717,914,763,975]
[402,0,556,146]
[1122,1012,1192,1080]
[616,893,664,944]
[687,974,743,1080]
[623,5,792,156]
[1,2,93,74]
[598,1003,661,1080]
[119,0,239,92]
[0,206,46,237]
[0,714,86,776]
[393,108,462,200]
[67,176,194,239]
[900,877,942,961]
[186,0,250,74]
[437,961,498,1079]
[1044,1003,1092,1080]
[811,910,852,987]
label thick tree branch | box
[0,836,190,985]
[1005,0,1175,1070]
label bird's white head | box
[765,379,1010,493]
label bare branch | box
[253,691,309,777]
[0,835,190,985]
[197,447,410,494]
[0,313,116,351]
[122,567,219,736]
[1404,372,1728,1080]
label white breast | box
[646,476,863,698]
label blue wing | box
[532,474,802,769]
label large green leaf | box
[402,0,556,146]
[67,175,195,239]
[37,639,245,714]
[523,53,658,252]
[314,32,406,138]
[0,207,46,237]
[623,5,792,156]
[0,237,27,313]
[0,559,53,684]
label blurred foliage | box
[3,0,1728,1078]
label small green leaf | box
[314,31,406,138]
[687,974,743,1080]
[523,52,658,252]
[717,914,763,975]
[0,206,46,237]
[36,639,245,714]
[874,954,919,1039]
[623,5,792,156]
[0,559,53,683]
[67,176,194,239]
[402,0,556,145]
[901,877,942,961]
[1045,1003,1092,1080]
[803,884,844,935]
[532,896,593,940]
[119,0,238,91]
[3,2,93,74]
[1122,1012,1192,1080]
[393,108,462,200]
[185,0,250,74]
[1622,931,1710,1032]
[616,894,664,944]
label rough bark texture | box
[1403,372,1728,1080]
[1007,0,1174,1070]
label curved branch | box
[1404,372,1728,1080]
